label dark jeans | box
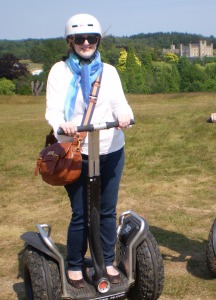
[65,147,124,271]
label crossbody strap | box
[45,69,103,147]
[81,70,103,126]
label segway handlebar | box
[57,119,135,135]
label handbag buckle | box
[47,151,59,159]
[47,151,55,156]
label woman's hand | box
[59,122,77,136]
[117,114,131,129]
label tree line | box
[0,32,216,95]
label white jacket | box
[45,61,134,155]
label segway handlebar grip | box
[57,119,135,135]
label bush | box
[203,79,216,92]
[0,78,15,95]
[18,83,32,95]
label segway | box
[20,120,164,300]
[206,116,216,275]
[206,219,216,276]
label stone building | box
[163,40,213,58]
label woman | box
[45,13,134,289]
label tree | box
[31,80,44,95]
[0,54,29,80]
[42,39,68,73]
[137,48,154,93]
[177,58,207,92]
[205,62,216,80]
[117,49,128,72]
[139,48,153,70]
[149,62,180,93]
[125,46,142,93]
[164,52,179,63]
[29,42,45,63]
[203,79,216,92]
[0,78,15,95]
[117,46,145,93]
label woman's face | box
[70,34,99,59]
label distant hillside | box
[129,32,216,48]
[0,32,215,59]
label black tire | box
[206,219,216,276]
[127,231,164,300]
[21,245,62,300]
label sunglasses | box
[73,35,99,45]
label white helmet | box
[65,14,102,38]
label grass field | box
[1,93,216,299]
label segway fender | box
[116,210,149,283]
[21,230,70,299]
[20,231,59,261]
[212,219,216,255]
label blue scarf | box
[64,51,103,121]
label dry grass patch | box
[1,93,216,299]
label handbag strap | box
[45,69,103,146]
[81,70,103,126]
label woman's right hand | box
[59,122,77,136]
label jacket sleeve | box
[107,66,134,120]
[45,62,69,133]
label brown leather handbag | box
[34,134,84,186]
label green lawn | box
[1,93,216,299]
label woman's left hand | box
[59,121,77,136]
[117,114,131,128]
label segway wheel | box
[127,231,164,300]
[21,245,62,300]
[206,219,216,276]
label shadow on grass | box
[13,282,26,300]
[150,226,215,280]
[14,248,26,300]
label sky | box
[1,0,216,40]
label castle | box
[163,40,214,58]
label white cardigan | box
[45,61,134,155]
